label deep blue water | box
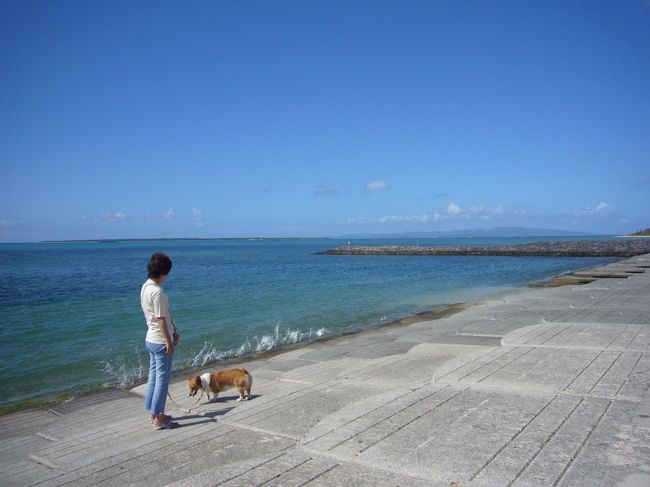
[0,237,617,409]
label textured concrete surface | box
[2,254,649,486]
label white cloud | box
[573,202,612,217]
[87,211,128,222]
[380,213,431,224]
[596,202,610,211]
[192,208,205,227]
[365,180,389,193]
[347,217,366,225]
[445,202,462,216]
[374,200,628,230]
[0,218,8,227]
[314,181,340,198]
[379,202,522,225]
[83,209,181,222]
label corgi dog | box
[188,368,252,402]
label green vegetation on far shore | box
[630,228,650,236]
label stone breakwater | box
[318,239,650,257]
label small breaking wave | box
[100,344,146,387]
[187,323,328,368]
[96,325,328,389]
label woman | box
[141,252,180,430]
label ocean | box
[0,237,617,411]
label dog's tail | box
[241,368,252,395]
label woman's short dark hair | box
[147,253,172,279]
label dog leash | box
[166,389,204,414]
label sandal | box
[155,420,178,430]
[150,414,172,424]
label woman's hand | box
[156,316,175,355]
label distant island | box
[629,228,650,237]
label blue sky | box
[1,1,649,241]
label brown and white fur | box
[188,368,252,402]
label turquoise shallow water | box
[0,237,616,409]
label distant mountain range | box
[335,226,595,239]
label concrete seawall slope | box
[1,254,649,486]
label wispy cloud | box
[192,208,205,227]
[0,218,8,227]
[374,201,623,228]
[364,180,389,193]
[314,181,340,198]
[82,211,129,222]
[438,202,513,220]
[572,202,612,217]
[378,202,526,225]
[346,217,367,225]
[83,208,179,222]
[380,213,433,224]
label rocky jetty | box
[318,240,650,257]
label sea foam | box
[188,323,328,368]
[100,345,146,387]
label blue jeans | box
[144,341,173,415]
